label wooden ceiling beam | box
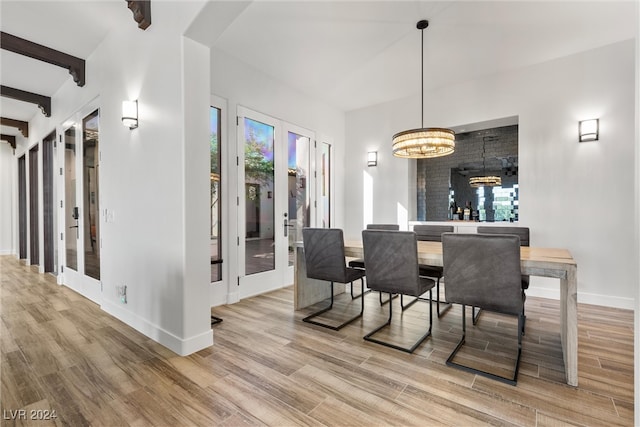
[1,86,51,117]
[1,134,17,150]
[1,117,29,138]
[126,1,152,30]
[0,31,85,87]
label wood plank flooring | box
[0,256,634,426]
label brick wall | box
[417,124,518,221]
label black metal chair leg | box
[400,294,419,310]
[522,297,526,335]
[379,292,398,306]
[350,277,371,299]
[435,278,452,318]
[364,290,432,353]
[446,305,522,385]
[303,281,364,330]
[472,306,482,325]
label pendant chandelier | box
[469,137,502,188]
[392,20,455,159]
[469,175,502,188]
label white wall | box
[634,3,639,424]
[0,142,15,255]
[8,1,213,355]
[345,40,636,308]
[95,2,212,355]
[210,48,346,305]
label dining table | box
[293,239,578,386]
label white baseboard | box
[102,300,213,356]
[210,282,230,307]
[227,291,239,304]
[0,249,14,255]
[526,286,635,310]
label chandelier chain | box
[421,24,424,129]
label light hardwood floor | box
[0,256,634,426]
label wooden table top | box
[343,240,576,268]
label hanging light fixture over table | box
[469,175,502,188]
[469,136,502,188]
[392,20,455,158]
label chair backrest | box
[366,224,400,231]
[302,228,347,282]
[362,230,420,295]
[477,226,530,247]
[413,224,454,242]
[442,233,523,316]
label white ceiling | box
[1,0,637,140]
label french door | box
[236,107,314,298]
[61,106,101,302]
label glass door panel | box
[64,127,78,271]
[210,106,222,282]
[243,117,275,275]
[286,129,311,267]
[82,109,100,280]
[237,107,292,298]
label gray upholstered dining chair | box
[476,226,530,327]
[302,228,366,330]
[361,230,434,353]
[413,224,454,317]
[442,232,525,385]
[348,224,400,303]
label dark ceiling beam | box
[0,31,85,87]
[1,117,29,138]
[1,86,51,117]
[1,134,17,150]
[126,1,152,30]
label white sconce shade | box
[122,100,138,129]
[367,151,378,167]
[579,119,598,142]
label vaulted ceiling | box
[1,1,637,144]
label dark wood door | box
[42,132,55,273]
[29,145,39,265]
[18,155,27,259]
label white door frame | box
[58,98,101,304]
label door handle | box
[69,225,78,229]
[283,219,289,237]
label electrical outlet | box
[117,285,127,304]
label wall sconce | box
[122,100,138,129]
[367,151,377,167]
[579,119,599,142]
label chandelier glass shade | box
[392,20,455,159]
[469,175,502,188]
[392,127,455,158]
